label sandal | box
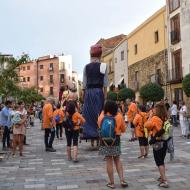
[138,155,145,159]
[106,183,115,189]
[159,181,169,188]
[157,176,162,182]
[121,181,128,188]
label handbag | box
[153,141,164,151]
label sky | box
[1,0,165,79]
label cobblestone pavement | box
[0,119,190,190]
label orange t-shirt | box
[42,103,54,129]
[144,116,163,137]
[127,103,137,122]
[53,109,65,124]
[72,112,85,130]
[98,112,126,136]
[133,112,147,137]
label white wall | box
[113,40,128,87]
[181,0,190,76]
[59,55,73,88]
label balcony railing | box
[171,31,180,45]
[167,67,183,83]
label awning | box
[117,77,124,86]
[109,82,113,87]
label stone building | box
[127,7,168,101]
[166,0,190,107]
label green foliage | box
[118,88,135,101]
[18,87,45,104]
[182,74,190,97]
[0,54,33,101]
[107,91,117,101]
[140,82,164,102]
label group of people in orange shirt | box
[42,98,85,162]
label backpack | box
[55,114,61,123]
[100,116,116,146]
[65,116,75,130]
[162,120,173,141]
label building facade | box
[19,55,73,100]
[166,0,190,106]
[113,38,128,88]
[127,7,168,101]
[96,34,127,87]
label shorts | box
[138,137,148,146]
[65,129,79,146]
[153,141,167,167]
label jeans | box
[172,115,177,127]
[2,126,10,148]
[44,128,55,148]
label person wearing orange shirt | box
[144,103,169,188]
[53,104,65,140]
[42,98,56,152]
[64,101,85,162]
[133,104,149,159]
[126,99,137,142]
[98,101,128,189]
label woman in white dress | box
[179,101,188,137]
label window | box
[171,14,181,44]
[27,77,30,82]
[27,66,30,70]
[171,49,182,81]
[49,63,53,71]
[156,69,162,84]
[50,75,53,83]
[134,44,138,55]
[155,31,159,43]
[23,77,26,82]
[135,71,139,81]
[40,76,43,81]
[50,87,54,95]
[121,51,124,61]
[23,67,25,71]
[169,0,180,13]
[60,74,64,83]
[40,65,43,69]
[40,88,43,92]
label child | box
[12,105,27,157]
[133,104,149,159]
[98,100,128,189]
[64,101,85,162]
[53,103,65,139]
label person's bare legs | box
[139,146,145,157]
[113,156,125,182]
[19,135,24,156]
[73,146,78,161]
[67,146,72,160]
[145,145,149,157]
[158,165,167,181]
[12,135,17,155]
[106,157,114,184]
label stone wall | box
[128,49,168,93]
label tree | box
[18,87,45,105]
[118,88,135,101]
[140,82,164,102]
[182,74,190,97]
[0,54,30,101]
[107,91,117,101]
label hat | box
[90,44,102,57]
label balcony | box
[167,68,183,84]
[49,67,54,72]
[171,31,180,45]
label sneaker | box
[47,147,56,152]
[159,181,169,188]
